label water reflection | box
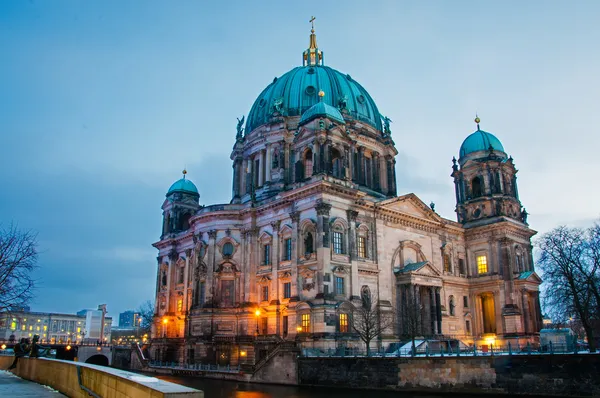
[153,374,455,398]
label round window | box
[473,208,481,218]
[357,95,366,104]
[305,86,316,96]
[258,98,266,107]
[307,67,315,75]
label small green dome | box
[246,65,382,132]
[459,129,506,158]
[299,99,345,125]
[167,178,198,196]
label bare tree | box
[351,301,394,356]
[136,300,155,331]
[537,224,600,352]
[0,223,38,312]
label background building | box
[119,311,141,328]
[150,26,542,365]
[0,308,112,344]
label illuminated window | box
[443,254,451,272]
[177,299,183,312]
[301,313,310,333]
[10,322,16,330]
[477,255,488,274]
[339,313,348,333]
[357,236,367,258]
[283,282,291,299]
[284,238,292,261]
[36,326,40,331]
[77,327,81,333]
[21,325,26,331]
[333,232,344,254]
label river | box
[153,374,468,398]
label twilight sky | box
[1,1,599,323]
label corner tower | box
[452,117,526,225]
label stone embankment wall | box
[298,355,600,396]
[0,356,203,398]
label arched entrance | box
[85,354,109,366]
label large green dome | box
[246,65,383,132]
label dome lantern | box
[303,16,323,67]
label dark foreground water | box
[153,374,471,398]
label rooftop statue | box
[381,115,392,135]
[236,116,245,139]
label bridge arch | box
[85,354,109,366]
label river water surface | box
[154,374,471,398]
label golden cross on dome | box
[310,16,316,33]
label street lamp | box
[162,318,168,338]
[255,310,261,336]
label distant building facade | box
[150,26,542,364]
[0,309,112,344]
[119,311,141,328]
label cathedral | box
[150,23,542,365]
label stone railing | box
[0,356,203,397]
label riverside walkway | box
[0,370,62,396]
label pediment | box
[416,262,442,277]
[379,194,441,222]
[517,271,542,284]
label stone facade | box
[149,28,542,365]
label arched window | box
[449,296,455,316]
[331,148,342,178]
[471,176,482,198]
[222,242,234,257]
[179,213,191,230]
[443,254,451,273]
[304,149,313,178]
[304,232,314,255]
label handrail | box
[76,365,101,398]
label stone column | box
[350,144,356,182]
[414,284,421,335]
[313,140,320,174]
[241,159,248,196]
[183,249,191,313]
[357,147,364,184]
[257,151,264,187]
[373,152,381,192]
[249,227,259,303]
[347,210,359,299]
[290,211,301,298]
[391,158,397,196]
[428,287,436,335]
[533,291,543,332]
[435,287,442,335]
[241,229,249,303]
[265,144,273,182]
[316,202,331,294]
[207,231,217,304]
[284,142,291,185]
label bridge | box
[0,355,203,397]
[1,342,113,366]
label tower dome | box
[167,170,199,196]
[245,23,382,133]
[459,117,507,161]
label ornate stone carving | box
[290,211,301,223]
[195,263,207,281]
[225,228,232,237]
[315,201,332,216]
[271,220,281,230]
[332,265,349,275]
[208,230,218,240]
[346,210,358,222]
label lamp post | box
[162,318,168,338]
[255,310,261,336]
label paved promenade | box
[0,370,63,396]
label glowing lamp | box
[1,344,6,350]
[66,345,71,351]
[162,318,168,324]
[296,326,302,332]
[240,351,247,357]
[96,347,102,351]
[255,310,261,317]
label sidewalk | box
[0,370,63,396]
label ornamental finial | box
[474,114,481,130]
[303,17,323,66]
[318,90,325,99]
[182,169,187,179]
